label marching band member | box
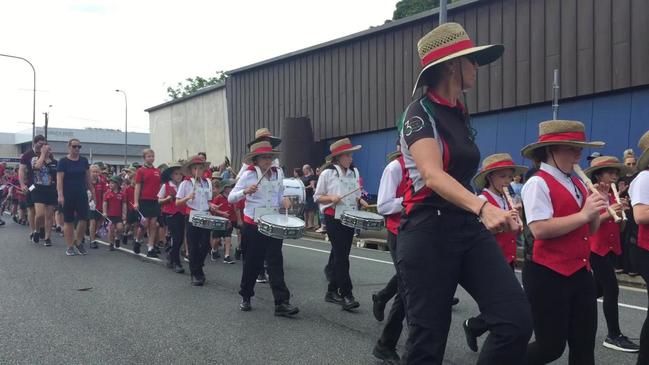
[229,140,299,317]
[88,164,107,250]
[630,130,649,365]
[134,149,162,258]
[585,156,639,352]
[158,162,185,273]
[314,137,369,312]
[396,22,531,364]
[103,176,127,251]
[521,120,607,365]
[236,128,282,178]
[372,145,407,362]
[176,156,212,286]
[463,153,527,353]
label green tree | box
[166,71,227,99]
[392,0,461,20]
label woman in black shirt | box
[395,23,532,364]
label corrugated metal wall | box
[351,87,649,196]
[227,0,649,168]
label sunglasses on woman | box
[70,144,82,149]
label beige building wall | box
[149,86,230,165]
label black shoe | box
[234,247,242,260]
[153,246,161,255]
[43,238,52,247]
[452,297,460,306]
[210,249,220,262]
[90,240,99,249]
[223,255,235,264]
[191,275,205,286]
[325,291,344,305]
[109,244,116,251]
[342,295,360,311]
[372,293,386,321]
[372,342,400,362]
[32,231,39,244]
[463,319,479,352]
[603,334,640,352]
[114,239,120,248]
[275,302,299,317]
[240,299,252,311]
[55,225,62,233]
[174,264,185,274]
[146,249,159,258]
[133,241,141,254]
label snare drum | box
[258,214,305,240]
[340,210,385,231]
[280,178,306,216]
[190,213,228,231]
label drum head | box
[260,214,305,228]
[343,210,383,220]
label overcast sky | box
[0,0,398,134]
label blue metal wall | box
[329,87,649,196]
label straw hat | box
[243,141,281,164]
[521,120,605,160]
[637,130,649,171]
[584,156,630,179]
[412,22,504,96]
[325,138,362,161]
[472,153,528,190]
[246,128,282,148]
[181,156,211,177]
[161,162,183,183]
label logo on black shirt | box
[403,117,425,137]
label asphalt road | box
[0,220,647,365]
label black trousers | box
[396,209,532,365]
[186,217,211,277]
[523,261,597,365]
[324,215,355,296]
[167,213,185,266]
[239,222,290,304]
[590,251,622,338]
[378,231,405,350]
[636,247,649,365]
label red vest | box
[533,170,590,276]
[386,157,409,235]
[161,182,182,215]
[482,191,517,264]
[590,193,621,256]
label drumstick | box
[256,166,273,185]
[502,187,521,225]
[611,183,628,221]
[573,164,621,223]
[340,186,362,200]
[128,201,146,220]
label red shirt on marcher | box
[135,165,161,200]
[104,190,125,218]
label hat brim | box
[246,136,282,148]
[521,141,605,160]
[181,161,210,177]
[243,150,281,164]
[325,145,362,162]
[386,151,402,162]
[636,149,649,172]
[584,163,631,179]
[472,165,529,190]
[161,165,183,182]
[412,44,504,96]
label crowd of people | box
[3,21,649,365]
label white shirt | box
[630,170,649,206]
[479,188,509,210]
[176,178,212,212]
[313,166,361,214]
[229,167,284,219]
[376,159,403,216]
[522,162,586,224]
[157,181,179,199]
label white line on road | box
[285,241,649,312]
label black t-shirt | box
[301,175,318,203]
[400,96,481,213]
[57,156,89,194]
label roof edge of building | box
[226,0,480,75]
[144,81,226,112]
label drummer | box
[314,138,369,311]
[228,141,299,317]
[175,156,213,286]
[236,128,282,177]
